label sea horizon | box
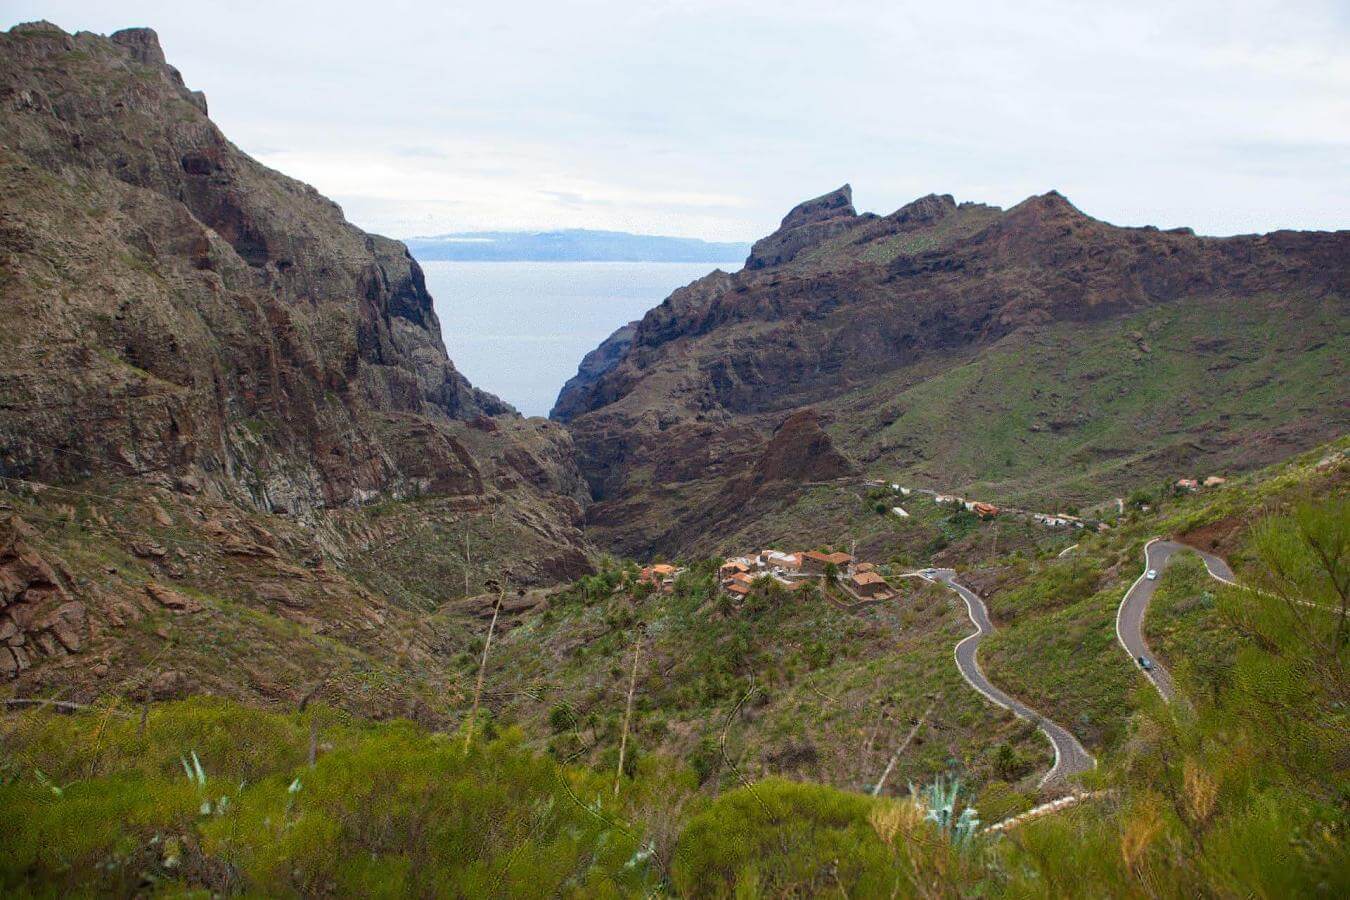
[419,259,742,417]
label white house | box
[892,506,910,518]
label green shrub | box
[672,779,894,897]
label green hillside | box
[4,441,1344,896]
[834,292,1347,509]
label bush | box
[672,779,894,897]
[0,703,655,897]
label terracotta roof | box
[802,550,853,564]
[650,564,677,575]
[851,572,887,586]
[726,582,751,596]
[855,562,877,572]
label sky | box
[4,0,1348,241]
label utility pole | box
[614,628,643,796]
[462,523,471,597]
[464,578,505,754]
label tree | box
[823,562,840,585]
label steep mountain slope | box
[557,185,1349,556]
[0,23,592,702]
[0,22,537,510]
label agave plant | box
[909,774,981,845]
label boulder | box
[144,582,201,613]
[148,669,194,700]
[131,541,168,558]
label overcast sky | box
[5,0,1348,240]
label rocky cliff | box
[550,320,638,422]
[0,22,532,513]
[0,23,594,701]
[558,186,1349,556]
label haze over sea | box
[420,261,735,417]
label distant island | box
[403,229,750,262]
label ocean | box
[418,260,735,417]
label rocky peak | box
[780,184,857,229]
[550,320,639,422]
[746,183,862,270]
[1005,190,1088,225]
[110,26,166,65]
[889,192,958,226]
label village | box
[632,473,1231,606]
[866,474,1228,532]
[636,546,900,604]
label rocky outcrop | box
[752,410,856,483]
[562,185,1350,557]
[0,22,520,513]
[551,320,638,422]
[0,515,86,678]
[745,184,862,270]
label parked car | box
[1137,655,1154,671]
[1146,569,1158,580]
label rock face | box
[0,23,599,696]
[0,22,522,513]
[745,184,864,270]
[0,515,86,677]
[550,320,639,422]
[752,410,855,484]
[559,186,1350,557]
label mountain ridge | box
[556,183,1348,557]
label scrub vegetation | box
[3,447,1345,897]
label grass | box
[831,293,1348,510]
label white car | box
[1146,569,1158,580]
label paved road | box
[1115,539,1235,703]
[929,569,1096,788]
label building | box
[848,571,893,599]
[1176,478,1199,491]
[800,550,854,576]
[762,550,802,572]
[972,502,1000,519]
[892,506,910,518]
[639,563,681,592]
[719,560,750,579]
[1203,476,1227,487]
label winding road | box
[928,569,1096,788]
[1115,538,1235,703]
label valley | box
[0,19,1345,898]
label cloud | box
[6,0,1347,237]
